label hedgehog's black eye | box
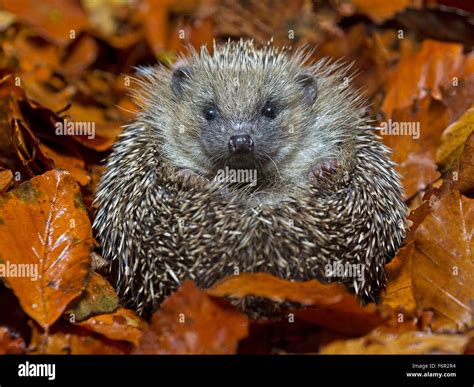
[261,101,277,119]
[203,106,218,121]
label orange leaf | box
[135,281,248,354]
[77,307,146,346]
[382,40,465,118]
[351,0,418,24]
[209,273,391,335]
[1,0,87,46]
[413,190,473,331]
[321,330,471,354]
[40,144,91,187]
[0,170,92,329]
[208,273,350,306]
[0,168,13,193]
[382,97,449,198]
[380,243,417,312]
[28,320,129,354]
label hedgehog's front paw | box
[175,169,209,189]
[308,159,340,183]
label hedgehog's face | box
[170,64,318,186]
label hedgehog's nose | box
[228,135,254,155]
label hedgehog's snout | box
[228,134,254,155]
[227,134,257,170]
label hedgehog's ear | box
[171,67,192,98]
[296,74,317,105]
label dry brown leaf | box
[382,97,449,198]
[379,244,417,312]
[28,320,129,354]
[77,307,146,346]
[436,107,474,172]
[321,330,471,354]
[62,34,99,78]
[412,190,473,331]
[208,273,350,306]
[0,170,92,329]
[40,144,91,186]
[381,188,473,331]
[0,168,13,193]
[457,132,474,195]
[317,24,394,99]
[209,273,391,336]
[64,104,122,152]
[135,281,248,354]
[382,39,465,118]
[140,0,170,55]
[1,0,88,46]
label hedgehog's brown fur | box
[94,40,407,314]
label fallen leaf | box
[135,281,248,354]
[436,106,474,172]
[66,272,118,322]
[77,307,146,346]
[0,168,13,193]
[412,190,473,331]
[40,143,91,186]
[379,243,417,312]
[61,34,99,78]
[1,0,88,46]
[28,320,129,354]
[209,273,391,336]
[382,97,449,198]
[209,273,350,306]
[321,330,471,354]
[382,39,465,118]
[441,53,474,121]
[0,170,92,329]
[457,132,474,195]
[351,0,419,23]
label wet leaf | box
[0,170,92,329]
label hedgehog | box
[94,40,407,315]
